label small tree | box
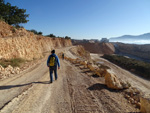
[29,29,43,35]
[65,36,71,39]
[0,0,29,26]
[29,29,38,34]
[46,34,56,38]
[38,31,42,35]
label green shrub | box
[102,54,150,79]
[0,58,25,68]
[0,0,29,25]
[0,16,5,21]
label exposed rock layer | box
[0,21,72,60]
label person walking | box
[62,53,64,60]
[47,50,60,83]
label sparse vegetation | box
[0,16,4,21]
[45,34,71,39]
[0,58,25,68]
[65,36,71,39]
[46,34,56,38]
[28,29,43,35]
[102,54,150,79]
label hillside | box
[73,41,115,54]
[109,33,150,44]
[114,42,150,62]
[0,21,72,60]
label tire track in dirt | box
[0,57,48,111]
[66,64,103,113]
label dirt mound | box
[73,42,115,54]
[69,45,91,60]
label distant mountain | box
[109,33,150,44]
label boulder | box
[105,72,123,90]
[140,95,150,113]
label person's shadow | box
[0,81,50,90]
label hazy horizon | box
[109,40,150,45]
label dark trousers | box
[49,66,57,82]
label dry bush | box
[0,58,25,68]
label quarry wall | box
[73,42,115,54]
[0,21,72,60]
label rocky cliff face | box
[0,21,72,60]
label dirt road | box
[0,47,139,113]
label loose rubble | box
[0,65,20,79]
[64,56,150,113]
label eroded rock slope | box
[0,21,72,60]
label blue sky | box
[5,0,150,40]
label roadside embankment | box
[0,21,72,60]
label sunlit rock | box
[105,72,123,89]
[140,95,150,113]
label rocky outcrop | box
[0,21,72,60]
[104,71,130,90]
[105,72,123,89]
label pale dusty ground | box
[0,47,140,113]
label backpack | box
[49,55,57,66]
